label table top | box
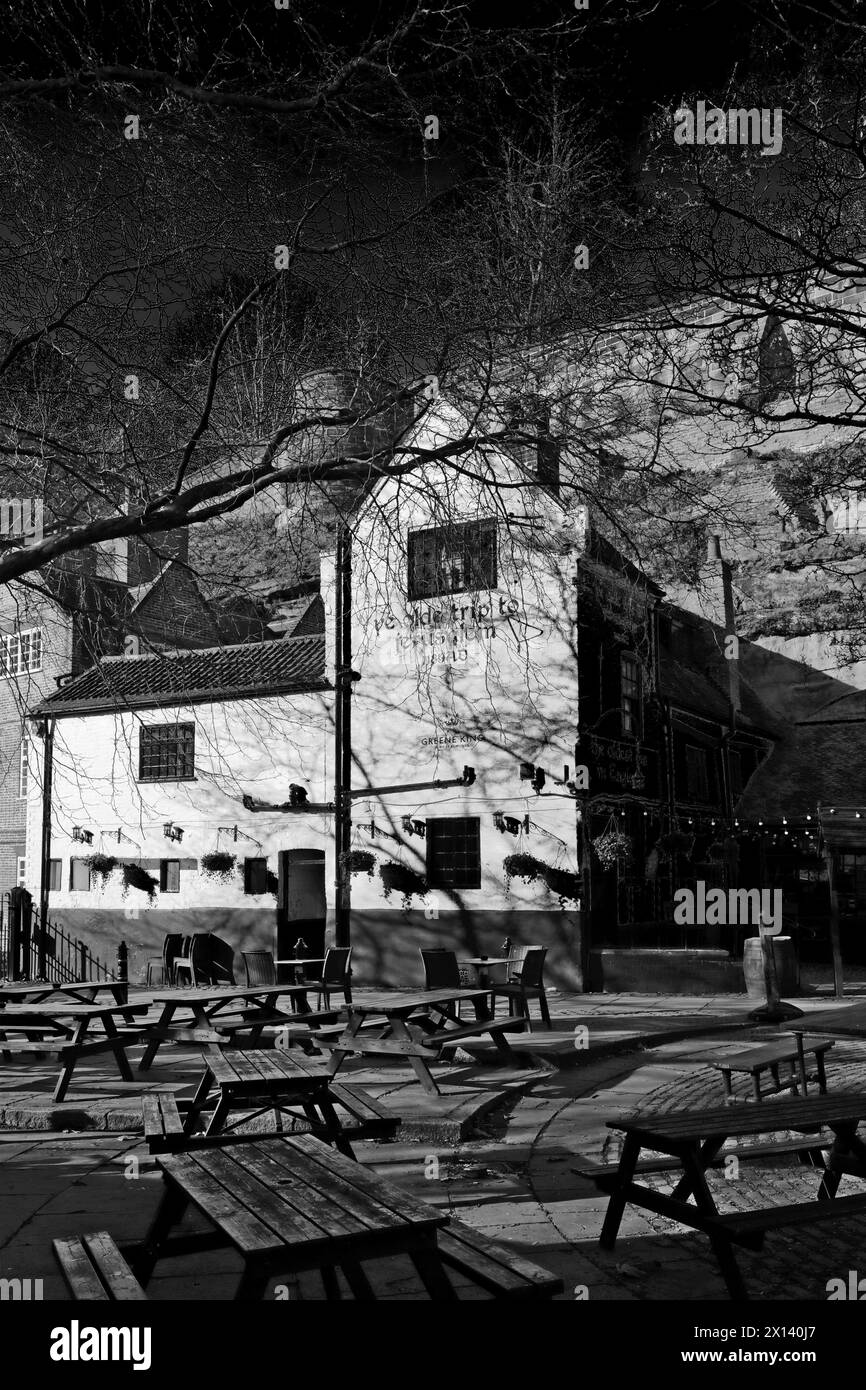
[149,985,308,1005]
[203,1046,331,1087]
[274,958,325,967]
[350,987,490,1016]
[460,957,510,967]
[0,1001,147,1020]
[609,1091,866,1143]
[0,982,122,1001]
[789,1002,866,1038]
[157,1133,447,1257]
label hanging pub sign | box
[575,732,657,797]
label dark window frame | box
[620,652,642,737]
[138,722,196,783]
[758,315,796,404]
[243,857,269,895]
[426,816,481,889]
[70,858,91,892]
[685,744,712,802]
[160,859,181,893]
[408,520,497,601]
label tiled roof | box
[736,721,866,822]
[34,634,327,716]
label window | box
[243,857,269,894]
[685,745,711,802]
[70,858,91,891]
[138,722,195,782]
[426,816,481,889]
[620,654,642,737]
[0,628,42,677]
[758,316,796,404]
[16,856,26,887]
[408,520,497,600]
[728,750,744,796]
[17,738,28,798]
[48,858,62,891]
[160,859,180,893]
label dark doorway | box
[277,848,326,979]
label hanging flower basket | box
[86,853,117,885]
[341,849,377,878]
[200,851,237,881]
[379,860,427,908]
[592,830,633,871]
[542,864,581,905]
[121,862,158,902]
[503,852,545,887]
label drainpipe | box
[37,716,55,977]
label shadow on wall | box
[47,908,277,985]
[348,909,584,990]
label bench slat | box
[53,1232,148,1301]
[426,1018,525,1047]
[721,1192,866,1237]
[83,1232,149,1300]
[53,1236,112,1300]
[437,1221,563,1298]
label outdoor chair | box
[242,949,276,987]
[301,947,353,1010]
[420,948,478,1019]
[173,934,210,988]
[144,958,167,989]
[162,933,184,986]
[491,946,551,1031]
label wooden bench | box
[700,1037,834,1103]
[717,1192,866,1246]
[574,1133,830,1185]
[142,1093,188,1153]
[53,1232,148,1301]
[436,1220,564,1300]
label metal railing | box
[0,887,126,988]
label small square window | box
[426,817,481,889]
[408,520,497,600]
[48,859,62,891]
[160,860,180,893]
[70,858,91,891]
[139,722,195,782]
[244,858,269,894]
[16,856,26,887]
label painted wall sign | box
[576,732,655,793]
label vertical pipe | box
[38,718,54,979]
[334,521,353,949]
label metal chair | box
[301,947,353,1010]
[242,950,276,987]
[491,946,551,1031]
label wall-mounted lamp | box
[401,816,426,839]
[163,821,184,843]
[493,811,528,836]
[71,826,93,845]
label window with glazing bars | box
[426,816,481,889]
[685,744,711,802]
[0,628,42,677]
[408,520,497,599]
[138,722,196,782]
[620,654,641,736]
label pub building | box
[574,535,854,993]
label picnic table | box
[0,980,129,1008]
[143,1046,401,1158]
[0,1001,148,1102]
[318,988,526,1096]
[591,1092,866,1300]
[137,985,320,1071]
[126,1132,562,1300]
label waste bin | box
[743,935,798,999]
